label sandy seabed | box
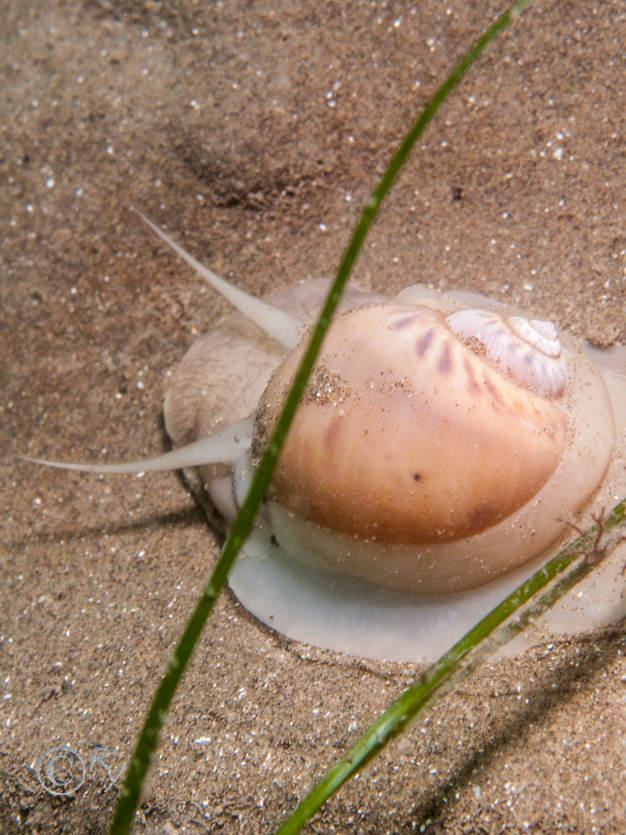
[2,1,626,832]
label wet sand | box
[1,1,625,832]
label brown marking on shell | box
[392,312,422,329]
[463,355,481,395]
[324,414,343,453]
[416,328,435,356]
[439,342,452,373]
[483,375,505,409]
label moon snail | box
[25,216,626,662]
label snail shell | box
[245,300,612,594]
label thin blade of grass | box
[110,1,538,831]
[275,500,626,835]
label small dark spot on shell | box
[451,185,464,202]
[413,473,422,481]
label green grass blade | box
[275,500,626,835]
[110,1,538,831]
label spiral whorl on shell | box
[446,308,568,398]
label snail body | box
[26,217,626,661]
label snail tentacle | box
[21,416,253,474]
[137,211,304,351]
